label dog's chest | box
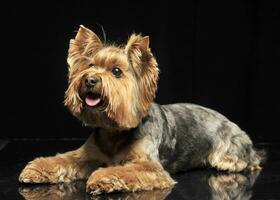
[92,130,135,165]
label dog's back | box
[140,103,264,173]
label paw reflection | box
[173,170,259,200]
[19,181,86,200]
[208,173,258,200]
[19,181,172,200]
[91,189,172,200]
[18,171,258,200]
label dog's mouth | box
[84,91,107,110]
[84,92,103,107]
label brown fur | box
[19,133,176,194]
[19,147,99,183]
[86,161,175,195]
[85,136,175,195]
[18,25,175,194]
[65,26,159,129]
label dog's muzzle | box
[82,75,103,107]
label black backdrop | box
[2,1,279,141]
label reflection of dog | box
[18,172,257,200]
[209,173,258,200]
[19,25,264,195]
[19,181,172,200]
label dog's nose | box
[85,76,99,87]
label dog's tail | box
[255,147,267,164]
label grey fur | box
[130,102,262,173]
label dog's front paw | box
[86,171,129,195]
[86,163,176,195]
[19,158,54,183]
[19,166,49,184]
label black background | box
[2,0,279,141]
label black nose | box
[85,76,99,87]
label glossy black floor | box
[0,139,279,200]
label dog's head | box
[64,25,159,130]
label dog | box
[19,25,264,195]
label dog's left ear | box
[125,34,159,117]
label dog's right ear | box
[67,25,103,68]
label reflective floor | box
[0,139,279,200]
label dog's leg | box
[208,123,263,173]
[19,135,100,183]
[86,138,176,195]
[86,160,176,195]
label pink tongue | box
[85,97,101,106]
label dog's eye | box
[88,63,95,67]
[111,67,122,78]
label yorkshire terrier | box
[19,25,264,195]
